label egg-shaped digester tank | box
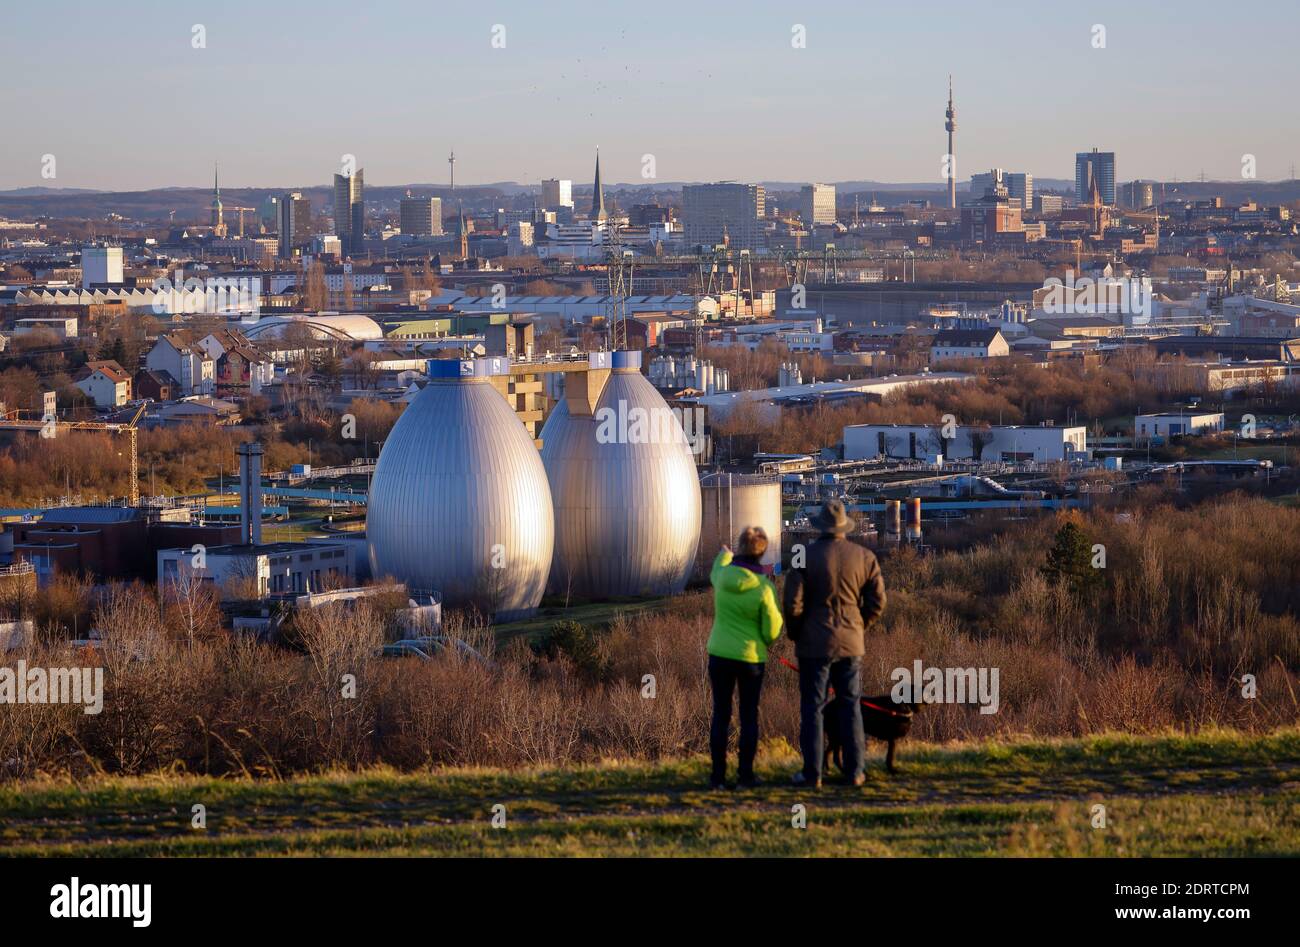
[541,351,701,598]
[367,358,553,621]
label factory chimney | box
[236,442,264,546]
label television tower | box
[945,76,957,209]
[448,148,456,192]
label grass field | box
[2,730,1297,857]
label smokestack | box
[236,442,265,546]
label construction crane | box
[0,402,148,504]
[225,206,258,237]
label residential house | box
[74,360,132,408]
[134,368,178,402]
[145,334,215,395]
[930,328,1010,363]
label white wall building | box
[81,246,123,286]
[541,179,573,210]
[844,422,1087,463]
[1135,412,1225,440]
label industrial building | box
[12,506,240,584]
[157,540,356,599]
[843,422,1087,463]
[1134,413,1225,440]
[696,371,971,424]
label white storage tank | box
[695,473,783,580]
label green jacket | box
[706,550,783,664]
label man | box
[783,499,887,787]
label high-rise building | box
[333,168,365,256]
[800,184,836,226]
[1005,173,1033,211]
[277,192,312,259]
[1075,149,1116,206]
[972,170,1032,210]
[681,182,766,251]
[81,246,123,286]
[541,178,573,210]
[400,195,443,236]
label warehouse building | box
[843,422,1087,463]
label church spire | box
[591,147,606,221]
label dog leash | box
[774,656,912,718]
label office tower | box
[800,184,836,226]
[210,163,226,237]
[333,168,365,256]
[81,246,123,286]
[1075,149,1116,206]
[681,182,766,251]
[541,178,573,210]
[400,195,443,236]
[1005,172,1033,210]
[590,148,607,222]
[969,169,1005,198]
[945,76,957,209]
[277,192,312,259]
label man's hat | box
[810,499,854,535]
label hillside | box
[2,730,1295,857]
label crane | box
[0,402,149,504]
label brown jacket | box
[783,535,886,659]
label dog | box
[823,693,920,775]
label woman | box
[706,526,783,790]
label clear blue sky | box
[2,0,1297,191]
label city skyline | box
[2,0,1297,191]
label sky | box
[1,0,1297,192]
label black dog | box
[824,693,919,774]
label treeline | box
[0,398,403,505]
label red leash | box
[774,655,911,718]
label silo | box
[695,473,783,580]
[542,350,701,599]
[367,358,553,621]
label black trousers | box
[708,655,766,782]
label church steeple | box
[591,147,606,222]
[210,162,226,237]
